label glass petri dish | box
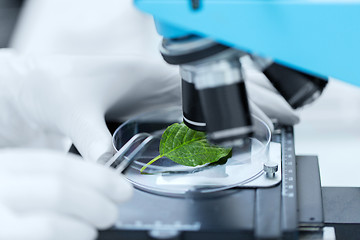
[112,106,271,197]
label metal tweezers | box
[104,133,154,173]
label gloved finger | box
[248,100,274,132]
[101,58,181,121]
[0,175,118,229]
[0,150,133,203]
[246,81,300,125]
[0,212,96,240]
[61,109,115,163]
[241,55,278,93]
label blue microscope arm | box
[134,0,360,87]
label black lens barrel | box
[161,36,254,146]
[182,79,206,131]
[198,81,253,146]
[263,63,328,109]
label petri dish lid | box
[112,106,271,197]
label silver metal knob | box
[263,162,278,178]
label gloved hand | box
[241,55,300,131]
[0,149,133,240]
[1,0,181,163]
[0,49,181,162]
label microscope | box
[99,1,360,239]
[133,0,360,147]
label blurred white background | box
[295,79,360,187]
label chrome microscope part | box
[263,161,279,179]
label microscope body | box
[134,0,360,145]
[135,0,360,86]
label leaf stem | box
[140,154,163,173]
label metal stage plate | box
[99,127,304,240]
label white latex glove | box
[241,55,300,131]
[0,149,133,240]
[1,0,181,162]
[0,49,181,163]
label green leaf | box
[140,122,232,172]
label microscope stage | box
[99,127,333,240]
